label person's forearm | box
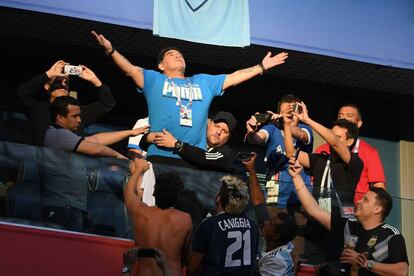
[292,175,319,217]
[303,117,350,163]
[246,132,265,145]
[249,170,265,205]
[96,83,116,108]
[366,262,408,276]
[291,125,309,144]
[223,64,263,89]
[17,73,49,104]
[89,129,134,146]
[111,51,143,88]
[283,122,296,158]
[178,144,231,171]
[124,169,144,209]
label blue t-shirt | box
[260,123,313,207]
[192,212,259,276]
[139,70,226,158]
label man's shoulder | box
[380,223,402,236]
[359,139,380,153]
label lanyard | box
[320,158,332,193]
[169,78,194,108]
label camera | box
[64,65,83,76]
[292,103,302,113]
[255,113,272,124]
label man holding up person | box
[288,157,409,275]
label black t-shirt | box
[304,152,363,261]
[308,152,363,207]
[331,213,409,275]
[192,212,259,276]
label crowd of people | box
[11,30,409,275]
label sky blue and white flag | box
[153,0,250,47]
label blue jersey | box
[260,123,313,207]
[192,212,259,276]
[139,70,226,158]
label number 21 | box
[224,230,251,267]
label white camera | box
[64,65,82,76]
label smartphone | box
[292,103,302,114]
[294,147,300,161]
[234,152,253,162]
[64,65,83,76]
[255,113,272,124]
[136,248,156,258]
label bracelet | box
[259,62,267,75]
[296,183,305,192]
[106,48,116,57]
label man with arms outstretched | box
[91,31,287,162]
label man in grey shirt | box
[42,96,148,231]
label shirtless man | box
[124,158,193,275]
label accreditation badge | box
[179,106,192,127]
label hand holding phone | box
[255,113,272,124]
[234,152,253,162]
[64,64,83,76]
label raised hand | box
[91,30,113,54]
[293,101,310,123]
[46,60,67,79]
[78,64,102,87]
[288,155,303,177]
[261,52,288,71]
[242,152,257,173]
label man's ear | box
[373,204,383,216]
[56,114,64,124]
[357,120,363,128]
[347,138,355,147]
[158,63,164,72]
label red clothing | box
[315,139,385,202]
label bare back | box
[132,206,192,276]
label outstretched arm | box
[294,102,351,164]
[222,52,288,90]
[91,31,144,89]
[288,156,331,230]
[77,139,127,159]
[85,125,150,145]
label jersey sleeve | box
[387,235,409,264]
[192,219,213,254]
[141,69,157,94]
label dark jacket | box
[17,73,115,145]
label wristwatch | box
[367,260,375,271]
[174,140,183,153]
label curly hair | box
[153,173,184,209]
[219,175,249,215]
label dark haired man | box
[41,96,148,231]
[91,31,287,162]
[124,158,193,276]
[17,60,115,145]
[315,104,386,202]
[44,96,148,158]
[245,94,313,263]
[288,159,408,276]
[187,175,260,276]
[245,94,313,205]
[283,102,363,266]
[243,152,298,276]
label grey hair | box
[219,175,249,215]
